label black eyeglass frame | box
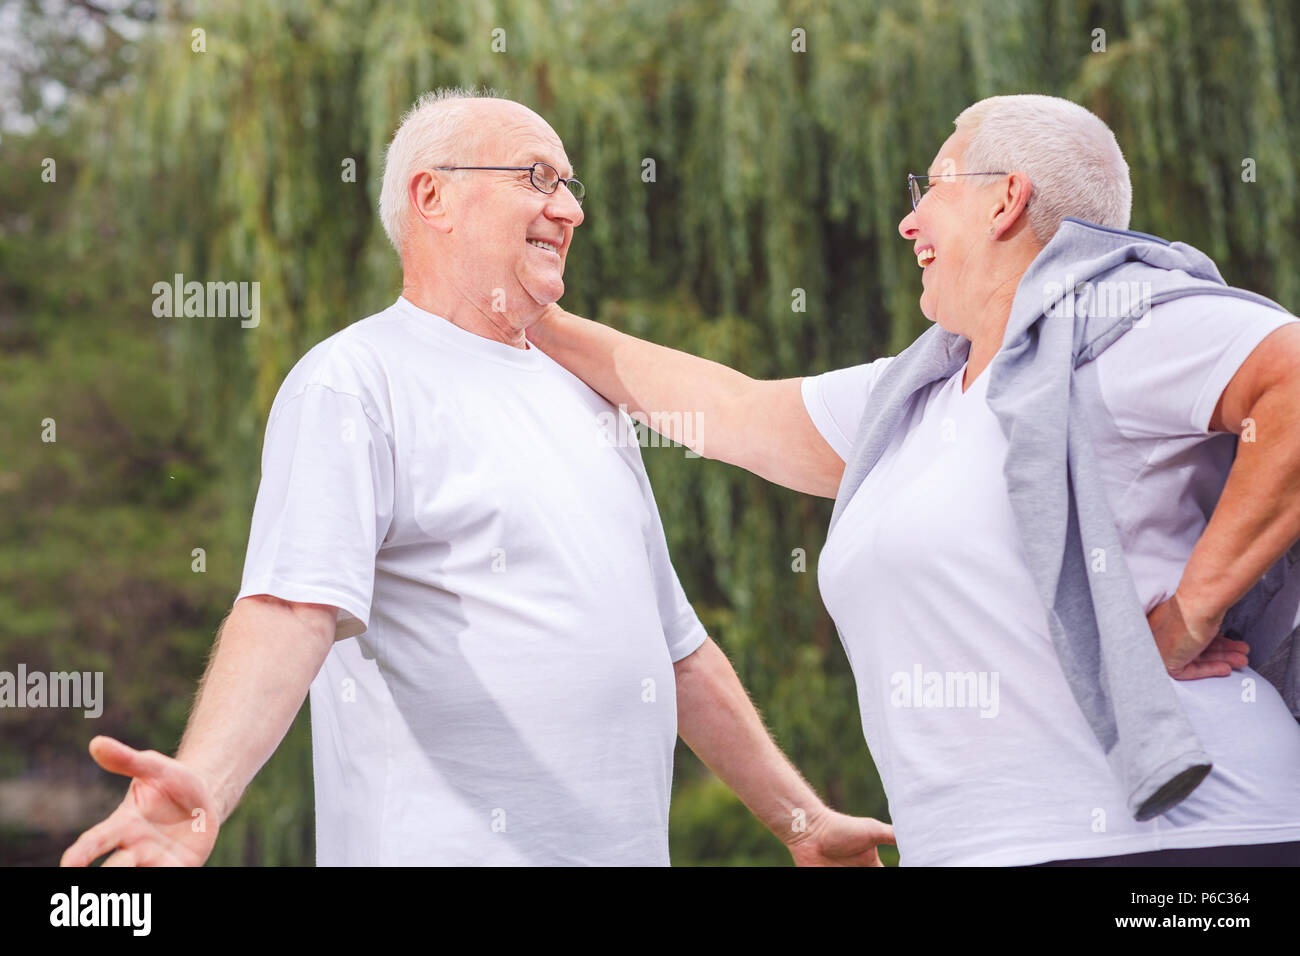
[433,162,585,204]
[907,171,1009,212]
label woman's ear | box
[990,171,1032,239]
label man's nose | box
[898,210,918,239]
[547,186,584,227]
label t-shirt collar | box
[394,296,543,370]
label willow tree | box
[28,0,1300,864]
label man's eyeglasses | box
[434,162,585,204]
[907,171,1008,211]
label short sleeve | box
[1095,295,1298,439]
[236,384,396,640]
[799,356,895,461]
[623,422,708,663]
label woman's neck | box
[960,237,1044,392]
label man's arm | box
[529,305,844,497]
[175,595,338,820]
[674,637,894,866]
[1154,323,1300,672]
[61,595,336,866]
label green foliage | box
[3,0,1297,865]
[669,751,792,866]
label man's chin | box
[527,279,565,307]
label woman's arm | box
[1168,323,1300,668]
[529,304,845,497]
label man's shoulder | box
[312,299,420,361]
[269,302,411,423]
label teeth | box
[917,248,936,267]
[527,239,557,252]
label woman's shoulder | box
[1089,295,1297,440]
[801,356,897,460]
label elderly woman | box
[529,94,1300,866]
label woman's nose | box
[898,210,918,239]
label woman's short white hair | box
[378,87,498,255]
[953,94,1132,243]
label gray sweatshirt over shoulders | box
[831,217,1300,821]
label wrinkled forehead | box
[472,103,574,177]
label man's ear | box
[989,171,1032,239]
[409,170,455,236]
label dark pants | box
[1028,840,1300,866]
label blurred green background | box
[1,0,1297,866]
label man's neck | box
[401,277,539,351]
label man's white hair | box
[378,87,499,255]
[953,94,1132,243]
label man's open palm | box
[60,736,218,867]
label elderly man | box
[60,90,893,866]
[530,94,1300,866]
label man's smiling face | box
[444,101,584,312]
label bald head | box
[378,90,563,255]
[381,89,583,344]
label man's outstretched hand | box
[60,736,219,867]
[785,809,896,867]
[1147,592,1250,680]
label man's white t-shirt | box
[802,294,1300,866]
[236,296,707,865]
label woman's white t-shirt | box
[802,295,1300,866]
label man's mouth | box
[916,245,936,268]
[527,237,561,255]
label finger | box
[133,844,171,867]
[1197,637,1250,669]
[1197,646,1249,661]
[874,821,897,845]
[61,817,126,867]
[87,736,142,777]
[87,736,172,782]
[1173,661,1231,680]
[101,848,138,867]
[1209,639,1251,659]
[1196,651,1250,669]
